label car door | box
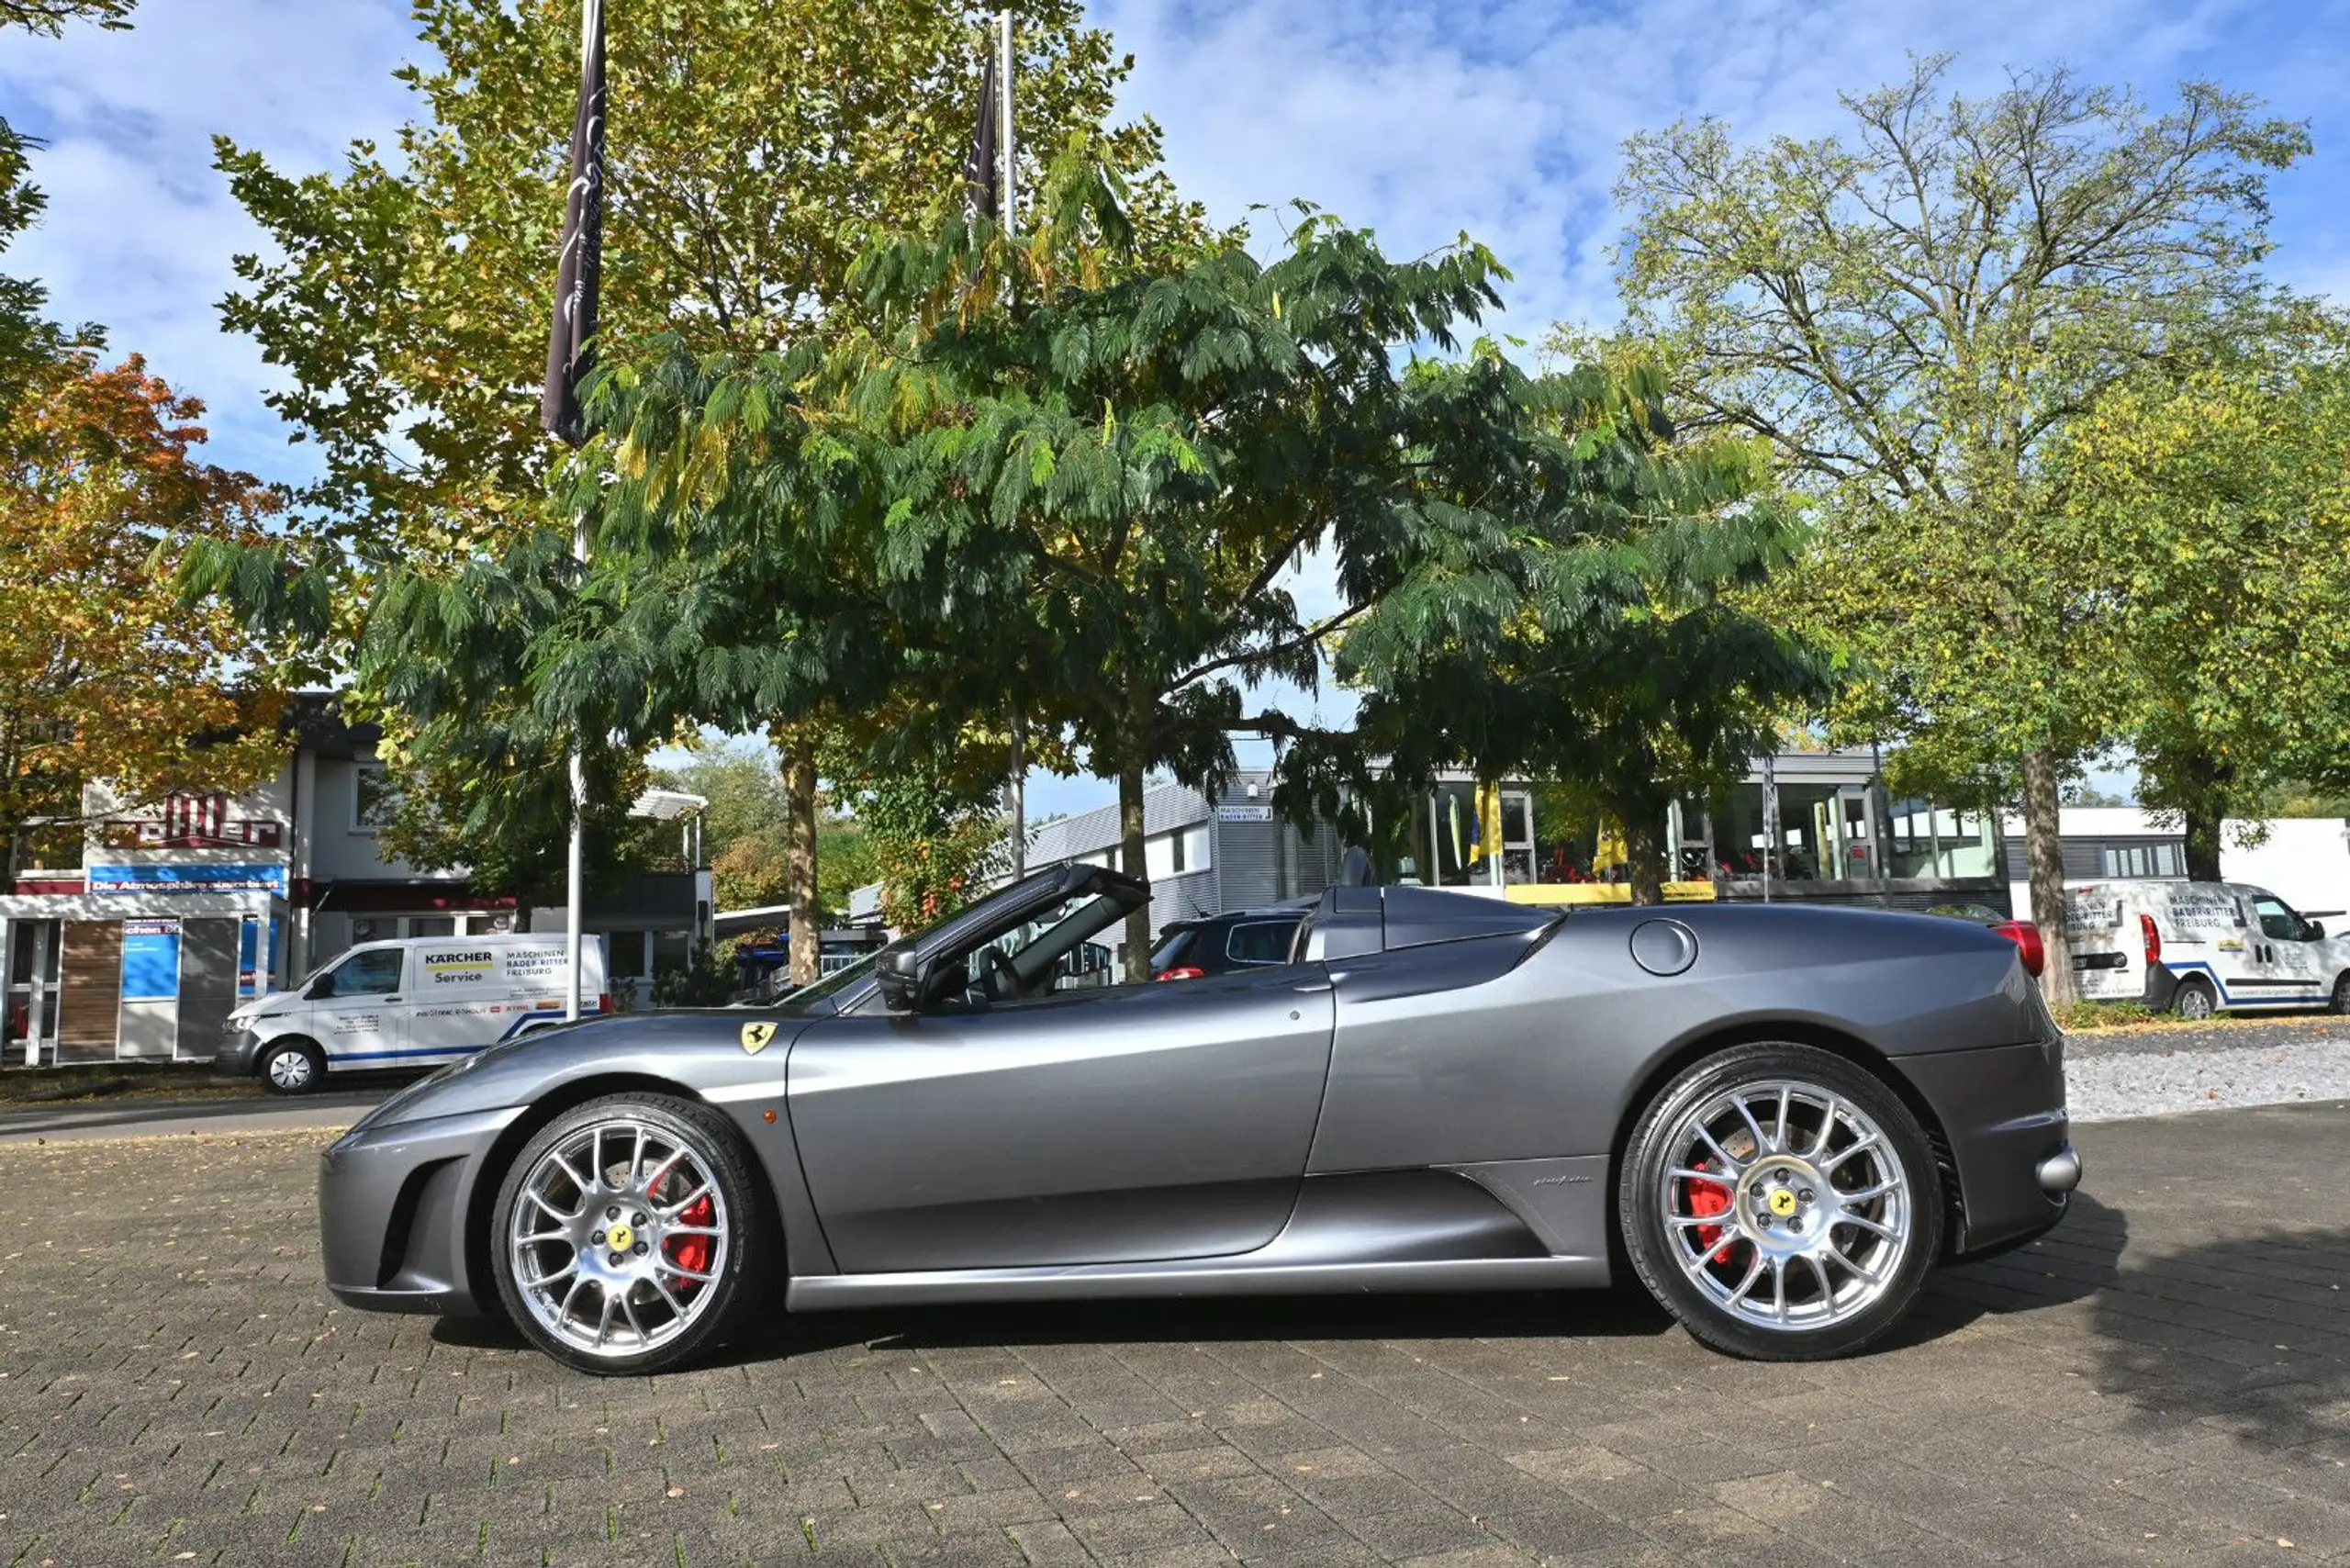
[2246,890,2332,1006]
[789,962,1336,1273]
[307,945,411,1065]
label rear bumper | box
[1894,1038,2075,1257]
[319,1105,524,1317]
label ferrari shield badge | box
[739,1021,777,1056]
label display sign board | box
[120,918,182,1001]
[1215,805,1274,823]
[87,862,289,896]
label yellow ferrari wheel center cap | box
[1766,1188,1798,1217]
[607,1222,634,1251]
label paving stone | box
[1,1109,2347,1567]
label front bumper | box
[215,1030,261,1078]
[319,1105,524,1317]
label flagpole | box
[997,9,1025,884]
[565,500,588,1021]
[998,11,1015,227]
[544,0,606,1024]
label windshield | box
[778,948,881,1009]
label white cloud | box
[0,0,419,478]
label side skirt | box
[787,1254,1608,1310]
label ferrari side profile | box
[318,861,2079,1372]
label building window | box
[353,765,397,832]
[2101,844,2181,879]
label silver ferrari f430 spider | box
[318,860,2078,1372]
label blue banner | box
[121,919,182,1001]
[88,862,289,895]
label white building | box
[3,695,711,1067]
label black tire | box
[489,1092,769,1375]
[2172,979,2218,1022]
[259,1037,326,1096]
[1618,1042,1943,1361]
[2330,972,2350,1016]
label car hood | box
[348,1009,818,1133]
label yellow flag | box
[1594,819,1628,874]
[1469,782,1505,865]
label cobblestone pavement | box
[1,1105,2345,1568]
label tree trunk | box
[2177,749,2228,882]
[1118,753,1149,980]
[781,737,821,987]
[1625,814,1665,907]
[2020,747,2076,1007]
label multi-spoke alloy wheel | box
[491,1094,762,1374]
[1620,1044,1942,1361]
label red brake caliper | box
[666,1193,715,1285]
[1682,1162,1735,1264]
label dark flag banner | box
[963,50,999,222]
[541,0,607,447]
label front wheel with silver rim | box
[1619,1043,1942,1360]
[262,1038,325,1096]
[491,1093,767,1374]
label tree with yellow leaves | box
[0,352,283,878]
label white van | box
[218,935,610,1094]
[2063,881,2350,1019]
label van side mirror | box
[2307,920,2325,941]
[874,948,928,1012]
[305,974,333,1000]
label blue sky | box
[6,0,2348,819]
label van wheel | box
[262,1039,326,1095]
[2172,980,2217,1022]
[2329,972,2350,1016]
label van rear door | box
[2064,886,2136,1000]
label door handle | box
[384,995,401,1002]
[1291,980,1333,993]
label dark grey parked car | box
[319,862,2078,1373]
[1150,905,1308,979]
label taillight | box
[597,991,611,1013]
[1990,919,2044,978]
[1156,967,1205,982]
[2139,913,2161,966]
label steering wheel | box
[976,947,1022,1005]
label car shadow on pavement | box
[426,1193,2135,1368]
[767,1285,1680,1360]
[2086,1220,2350,1454]
[1880,1190,2130,1351]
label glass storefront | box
[1394,762,2004,900]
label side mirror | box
[305,975,333,1000]
[874,948,927,1012]
[2307,920,2325,941]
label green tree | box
[1294,370,1834,905]
[2050,309,2350,876]
[202,1,1185,976]
[832,185,1539,966]
[1606,56,2308,998]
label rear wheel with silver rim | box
[262,1038,324,1095]
[1620,1043,1942,1360]
[491,1093,765,1374]
[2172,980,2217,1022]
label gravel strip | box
[2068,1034,2350,1121]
